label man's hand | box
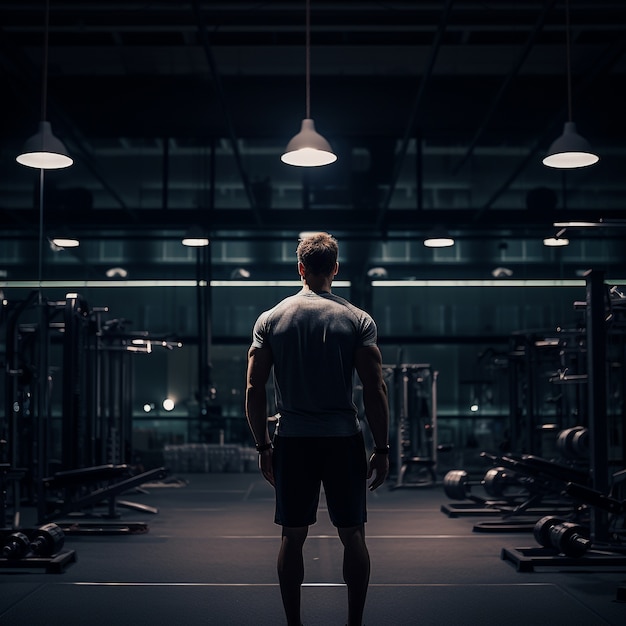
[355,345,390,491]
[259,449,275,487]
[367,452,389,491]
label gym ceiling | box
[1,1,625,283]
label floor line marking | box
[212,534,485,540]
[65,582,557,588]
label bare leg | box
[338,525,370,626]
[277,525,308,626]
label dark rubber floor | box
[1,473,625,625]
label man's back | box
[252,290,376,436]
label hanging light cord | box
[305,0,311,118]
[38,0,51,296]
[41,0,50,121]
[565,0,573,122]
[38,169,44,295]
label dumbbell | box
[482,467,520,498]
[533,515,591,558]
[2,531,31,560]
[30,523,65,557]
[1,523,65,561]
[556,426,589,460]
[443,470,475,500]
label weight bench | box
[39,465,169,531]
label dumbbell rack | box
[501,546,626,573]
[0,548,77,574]
[0,529,77,574]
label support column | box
[196,243,213,440]
[585,269,609,544]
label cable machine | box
[2,292,178,530]
[384,363,439,489]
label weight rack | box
[501,546,626,573]
[0,527,77,574]
[0,549,77,574]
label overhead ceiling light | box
[17,121,73,169]
[182,226,209,247]
[543,237,570,247]
[50,235,80,249]
[230,268,251,279]
[553,221,599,228]
[16,0,73,170]
[543,122,599,169]
[542,0,598,169]
[367,267,388,279]
[553,219,626,229]
[424,227,454,248]
[491,267,513,278]
[281,0,336,167]
[543,227,570,247]
[106,266,128,278]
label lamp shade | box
[16,121,73,169]
[182,226,209,247]
[424,227,454,248]
[543,237,570,247]
[50,236,80,249]
[542,122,599,169]
[281,119,337,167]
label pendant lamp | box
[423,226,455,248]
[50,234,80,249]
[182,225,210,247]
[543,236,570,247]
[543,226,570,247]
[16,0,73,170]
[543,0,598,169]
[281,0,336,167]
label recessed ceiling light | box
[106,267,128,278]
[491,267,513,278]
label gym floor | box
[1,472,625,626]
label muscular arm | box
[245,345,275,485]
[354,345,390,490]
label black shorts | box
[272,432,368,528]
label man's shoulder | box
[259,292,374,326]
[326,293,373,320]
[253,293,300,325]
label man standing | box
[245,232,389,626]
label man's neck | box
[301,277,332,294]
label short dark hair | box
[296,232,338,276]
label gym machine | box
[507,326,587,458]
[383,364,440,489]
[502,272,626,570]
[2,292,175,534]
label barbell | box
[443,467,521,500]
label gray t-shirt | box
[251,290,378,436]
